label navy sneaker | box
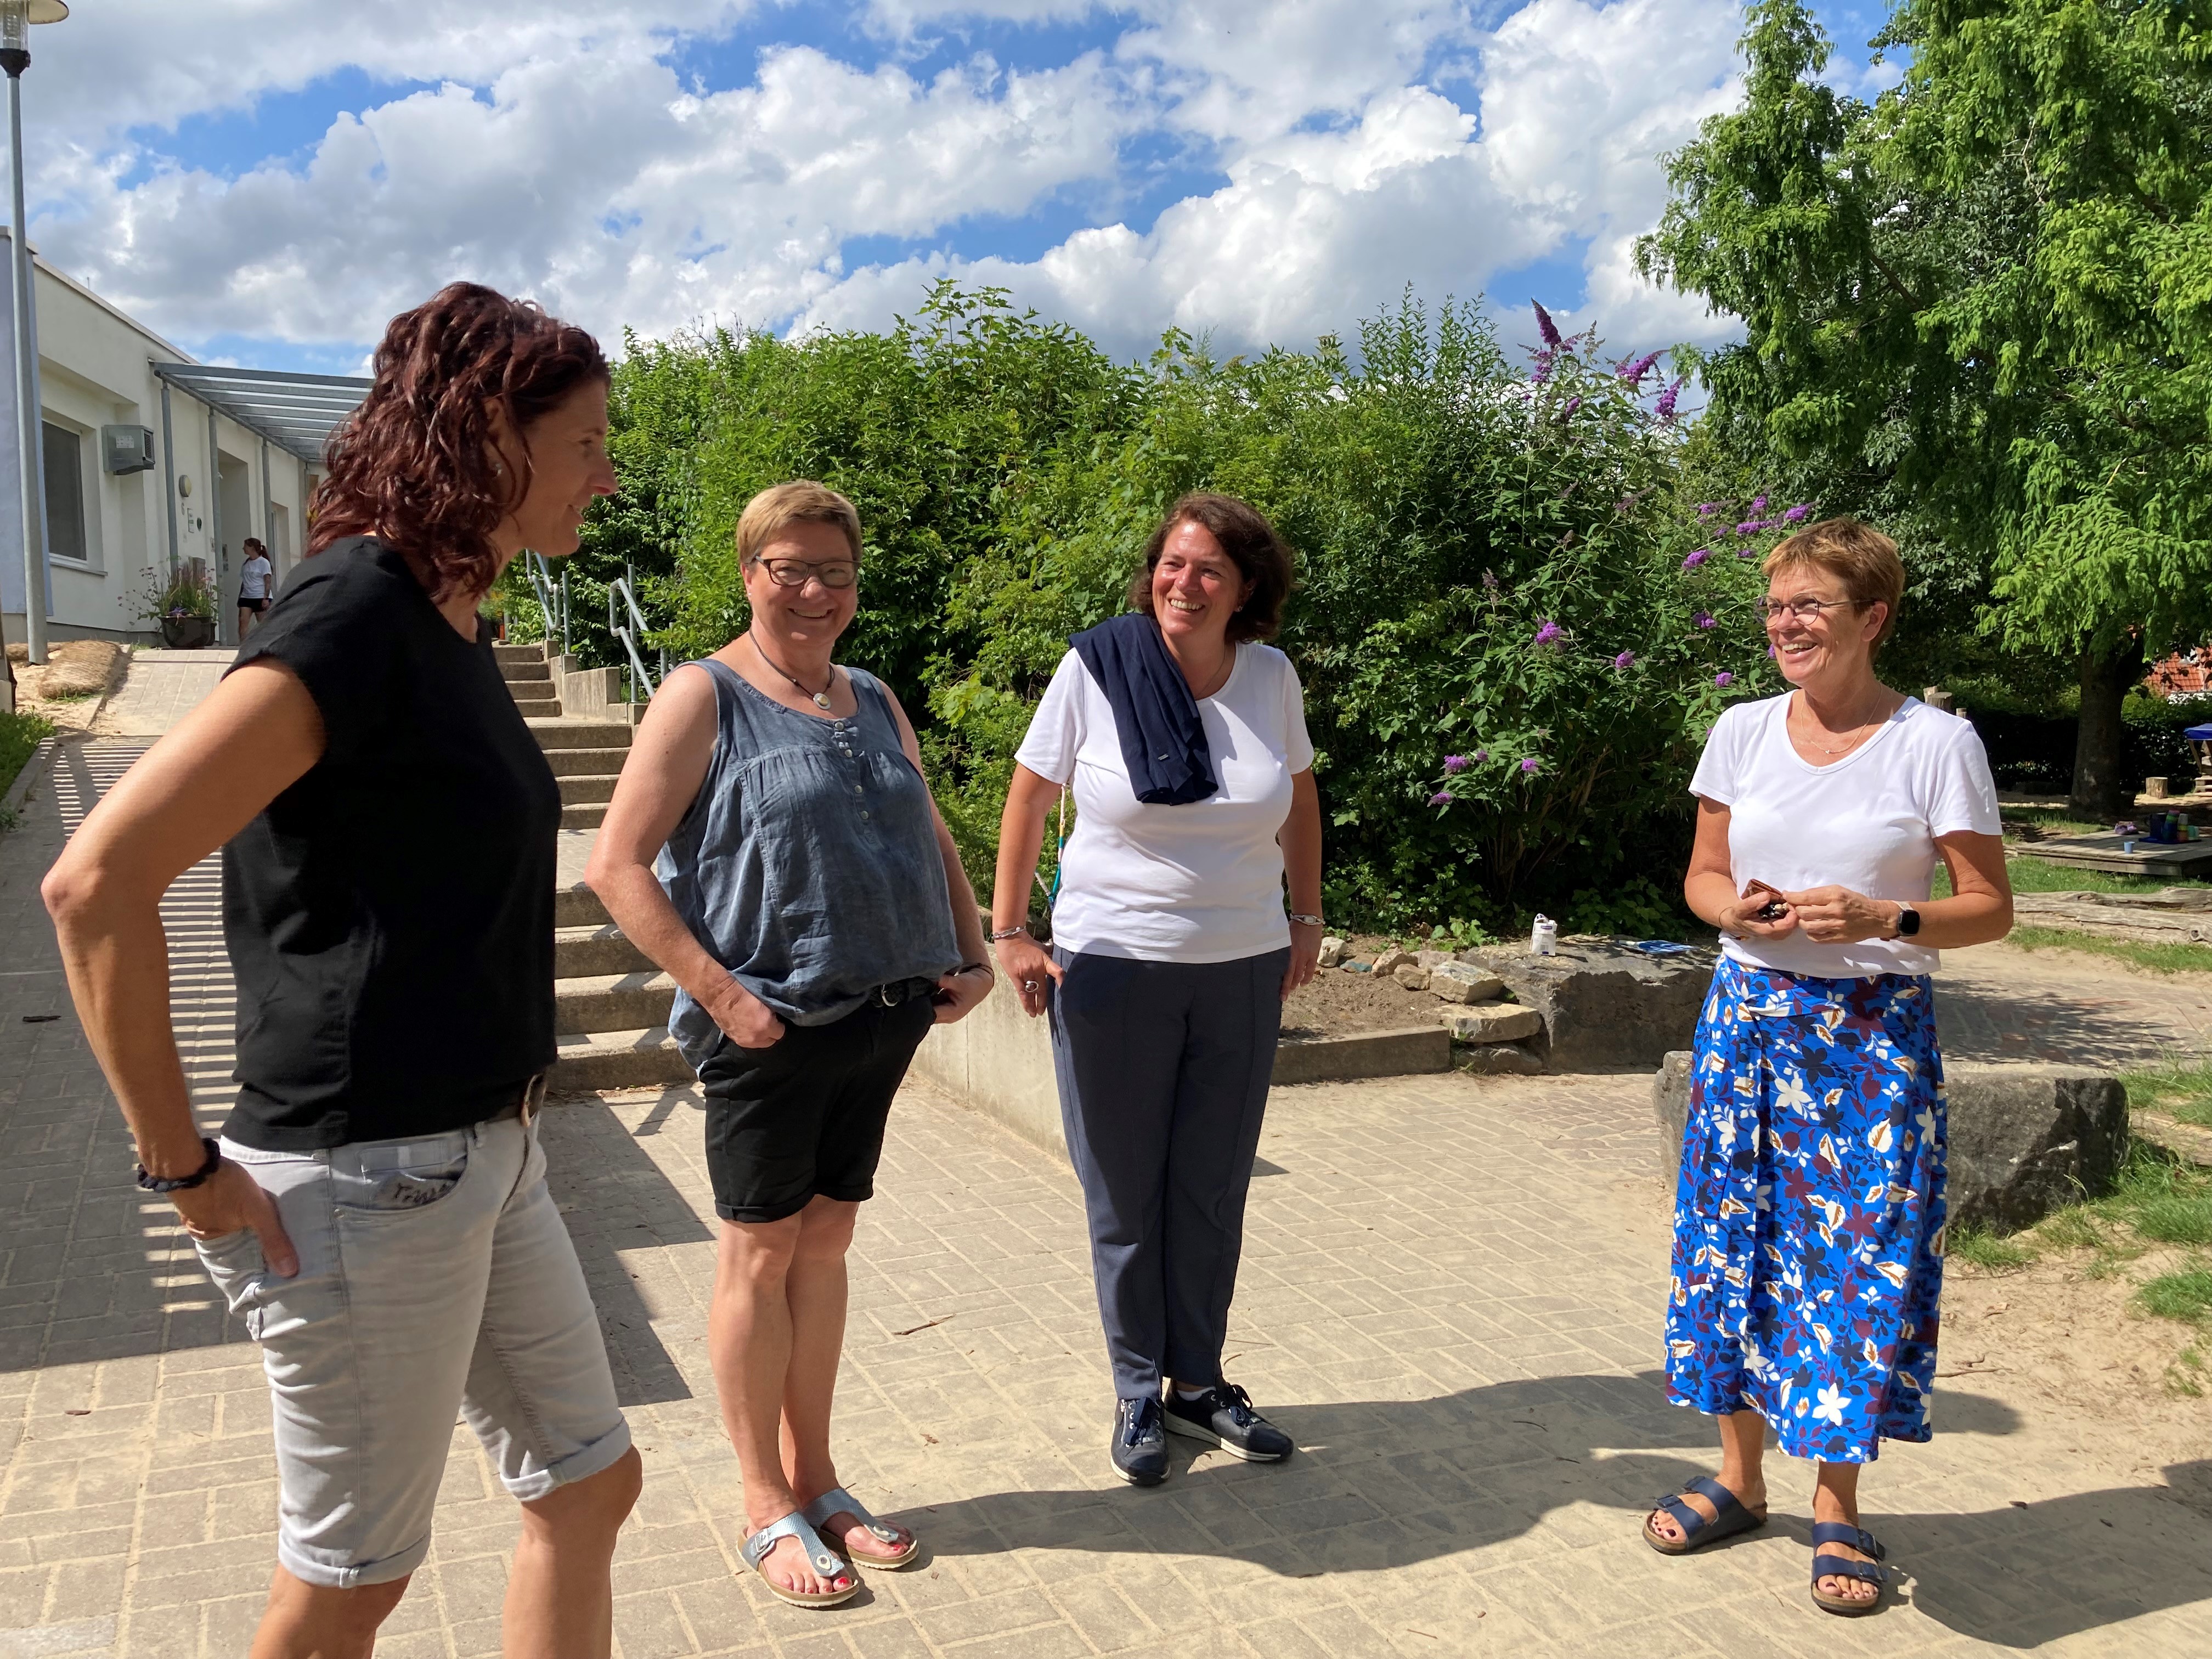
[1161,1383,1294,1462]
[1111,1396,1169,1486]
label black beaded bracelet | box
[136,1137,222,1194]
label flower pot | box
[160,614,216,650]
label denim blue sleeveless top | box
[657,659,959,1065]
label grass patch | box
[0,708,55,802]
[2136,1266,2212,1324]
[2122,1058,2212,1130]
[2003,805,2114,839]
[1949,1223,2036,1271]
[2168,1344,2208,1398]
[2006,926,2212,974]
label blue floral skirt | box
[1664,957,1948,1463]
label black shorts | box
[239,594,270,612]
[696,993,935,1223]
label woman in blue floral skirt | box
[1643,518,2013,1616]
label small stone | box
[1393,965,1430,991]
[1343,960,1373,974]
[1415,949,1454,969]
[1458,1043,1543,1076]
[1429,963,1506,1004]
[1371,949,1416,975]
[1317,935,1346,968]
[1442,1002,1543,1044]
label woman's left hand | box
[932,964,994,1025]
[1281,918,1324,1001]
[1785,884,1900,944]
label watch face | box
[1900,907,1921,937]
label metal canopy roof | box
[151,362,371,464]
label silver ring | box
[1024,980,1039,991]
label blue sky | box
[24,1,1900,373]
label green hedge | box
[0,708,55,806]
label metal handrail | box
[608,563,660,704]
[524,551,569,657]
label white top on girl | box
[1016,642,1314,964]
[241,553,274,600]
[1689,692,2000,978]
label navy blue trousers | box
[1049,946,1288,1400]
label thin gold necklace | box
[749,633,834,711]
[1796,691,1887,755]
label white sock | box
[1173,1385,1210,1401]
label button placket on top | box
[834,718,871,820]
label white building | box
[0,229,364,650]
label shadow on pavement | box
[907,1371,2209,1647]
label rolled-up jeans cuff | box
[501,1418,634,1504]
[277,1530,433,1590]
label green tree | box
[1638,0,2212,815]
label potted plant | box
[125,565,218,648]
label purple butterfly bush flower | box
[1481,568,1499,590]
[1750,495,1768,514]
[1695,500,1721,517]
[1442,754,1469,775]
[1613,650,1637,669]
[1655,379,1682,420]
[1520,757,1541,775]
[1560,396,1582,420]
[1473,748,1489,763]
[1784,503,1812,522]
[1428,791,1454,807]
[1617,349,1661,383]
[1529,350,1554,385]
[1694,611,1716,630]
[1533,620,1563,647]
[1532,300,1561,348]
[1714,672,1734,687]
[1682,548,1711,569]
[1736,520,1763,536]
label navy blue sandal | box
[1642,1476,1767,1555]
[1809,1522,1887,1616]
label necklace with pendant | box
[751,634,835,710]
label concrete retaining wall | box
[1652,1051,2130,1229]
[553,656,642,725]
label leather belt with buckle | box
[490,1071,550,1125]
[873,977,940,1008]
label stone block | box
[1460,939,1718,1072]
[1317,935,1346,968]
[1651,1053,2129,1229]
[1415,949,1455,968]
[1371,949,1416,975]
[1442,1003,1542,1045]
[1393,964,1430,991]
[1457,1043,1543,1076]
[1274,1026,1452,1085]
[1429,963,1505,1005]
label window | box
[42,421,87,564]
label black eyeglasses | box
[750,556,859,590]
[1757,597,1866,624]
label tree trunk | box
[2069,639,2145,821]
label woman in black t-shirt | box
[43,284,640,1656]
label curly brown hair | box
[1126,492,1295,644]
[307,283,608,600]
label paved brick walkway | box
[3,731,2211,1655]
[95,652,231,740]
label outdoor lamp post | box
[0,0,63,668]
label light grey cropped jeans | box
[194,1111,631,1588]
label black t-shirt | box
[219,537,561,1149]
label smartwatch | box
[1893,902,1921,939]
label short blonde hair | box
[1762,516,1905,648]
[735,480,862,567]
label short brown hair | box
[1128,493,1294,645]
[309,283,608,600]
[1763,516,1906,648]
[736,480,862,567]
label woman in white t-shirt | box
[237,538,275,636]
[990,494,1323,1488]
[1644,517,2012,1618]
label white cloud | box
[23,0,1751,361]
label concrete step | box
[544,747,630,778]
[561,802,608,831]
[557,775,618,806]
[557,882,610,928]
[495,642,548,664]
[555,923,653,978]
[554,970,677,1035]
[512,697,563,719]
[502,661,552,683]
[529,719,633,750]
[550,1026,693,1092]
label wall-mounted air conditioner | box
[101,424,156,475]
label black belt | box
[488,1071,550,1125]
[872,977,940,1008]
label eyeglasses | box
[1756,597,1865,624]
[750,556,859,589]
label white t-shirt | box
[240,555,273,599]
[1015,642,1315,963]
[1689,693,2000,977]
